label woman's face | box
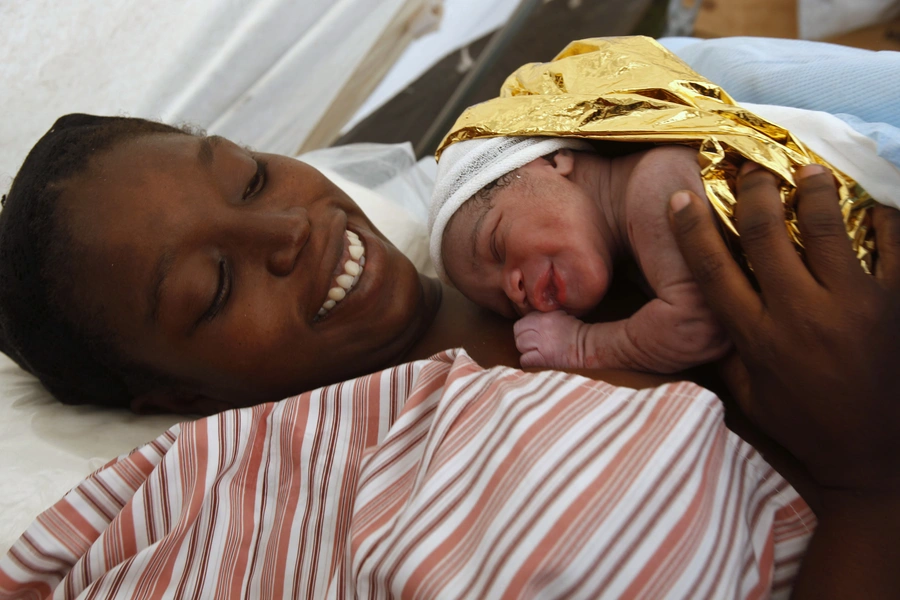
[62,133,439,412]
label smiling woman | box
[58,130,448,412]
[0,114,559,415]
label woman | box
[0,114,682,415]
[0,114,500,413]
[0,115,897,597]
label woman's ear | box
[130,387,230,416]
[547,148,575,176]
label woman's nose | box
[255,207,311,276]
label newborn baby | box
[429,136,731,373]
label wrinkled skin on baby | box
[444,145,731,373]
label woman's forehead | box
[101,131,230,172]
[112,132,206,167]
[59,135,211,291]
[66,134,245,218]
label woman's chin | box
[374,260,441,352]
[418,273,442,308]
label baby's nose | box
[504,268,529,313]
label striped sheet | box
[0,349,814,599]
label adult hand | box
[668,163,900,596]
[669,163,900,493]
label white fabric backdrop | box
[0,0,442,182]
[343,0,523,133]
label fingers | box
[668,189,763,340]
[514,313,550,367]
[519,350,547,368]
[793,164,862,287]
[514,323,552,368]
[873,203,900,291]
[733,164,814,295]
[717,352,753,416]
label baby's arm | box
[516,146,731,372]
[515,285,729,372]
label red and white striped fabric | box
[0,350,814,599]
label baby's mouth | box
[316,229,365,319]
[531,265,563,312]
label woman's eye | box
[202,258,232,323]
[243,160,266,200]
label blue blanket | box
[660,36,900,169]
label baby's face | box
[442,161,615,319]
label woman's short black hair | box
[0,114,196,407]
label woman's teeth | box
[317,230,365,318]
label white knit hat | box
[428,136,594,282]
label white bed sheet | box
[746,103,900,209]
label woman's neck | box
[398,281,521,368]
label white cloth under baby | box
[743,102,900,210]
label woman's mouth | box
[316,229,365,319]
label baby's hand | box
[514,310,586,369]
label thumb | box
[668,190,761,338]
[668,190,736,289]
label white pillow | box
[743,103,900,209]
[0,354,183,552]
[319,167,435,277]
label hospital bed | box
[1,0,900,588]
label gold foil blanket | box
[436,36,877,272]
